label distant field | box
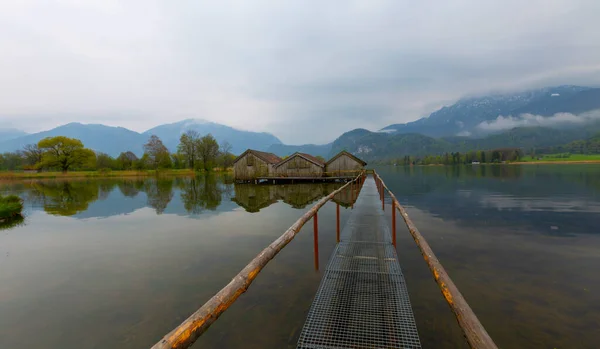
[516,154,600,163]
[0,169,202,180]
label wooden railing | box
[372,170,498,349]
[151,171,366,349]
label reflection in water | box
[144,178,174,214]
[231,182,359,212]
[28,180,102,216]
[0,173,356,349]
[5,166,599,348]
[2,175,358,219]
[0,215,24,230]
[178,175,222,213]
[376,164,600,349]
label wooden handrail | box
[373,171,498,349]
[151,171,366,349]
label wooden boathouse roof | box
[233,149,282,165]
[274,152,325,168]
[326,150,368,166]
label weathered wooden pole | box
[150,174,362,349]
[392,200,397,247]
[381,180,385,211]
[313,211,319,271]
[375,171,498,349]
[336,203,340,242]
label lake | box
[1,165,599,348]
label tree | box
[95,152,115,170]
[38,136,94,172]
[171,153,185,169]
[143,135,172,169]
[177,130,201,169]
[218,141,235,170]
[22,144,43,170]
[116,151,138,170]
[0,152,24,171]
[197,134,220,171]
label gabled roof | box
[274,152,325,168]
[233,149,282,165]
[326,151,367,166]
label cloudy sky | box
[1,0,600,144]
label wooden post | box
[313,211,319,271]
[336,203,340,243]
[392,200,396,247]
[381,179,385,211]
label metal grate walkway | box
[297,176,421,349]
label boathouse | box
[233,149,282,181]
[274,152,325,177]
[325,150,367,176]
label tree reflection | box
[179,175,222,214]
[117,180,142,198]
[144,178,174,214]
[30,180,100,216]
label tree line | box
[391,148,524,166]
[0,130,236,172]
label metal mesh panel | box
[297,177,421,349]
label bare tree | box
[219,141,235,170]
[22,144,43,170]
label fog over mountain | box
[477,110,600,132]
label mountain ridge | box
[2,85,599,159]
[380,85,599,138]
[0,120,282,157]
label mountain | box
[330,123,600,160]
[0,128,28,142]
[510,88,600,116]
[0,123,145,156]
[381,85,596,138]
[329,129,450,159]
[267,143,332,158]
[0,120,282,157]
[142,119,282,155]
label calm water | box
[1,165,599,348]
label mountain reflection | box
[377,164,600,235]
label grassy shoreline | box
[510,160,600,165]
[0,169,232,180]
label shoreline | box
[0,169,232,180]
[510,160,600,165]
[397,161,600,167]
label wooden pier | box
[151,171,498,349]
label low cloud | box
[476,109,600,132]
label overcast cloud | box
[1,0,600,144]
